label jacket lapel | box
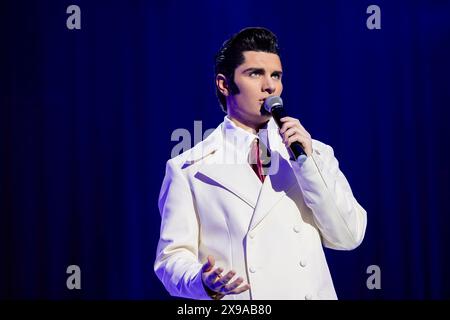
[248,151,298,231]
[191,123,262,209]
[190,119,298,227]
[197,160,261,208]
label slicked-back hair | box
[214,27,280,112]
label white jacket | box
[154,118,367,300]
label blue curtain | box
[1,0,449,299]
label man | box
[154,27,367,300]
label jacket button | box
[249,232,255,239]
[293,225,301,233]
[249,267,256,273]
[299,259,307,267]
[305,294,313,300]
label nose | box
[262,75,276,94]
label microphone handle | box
[271,106,307,161]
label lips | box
[259,97,273,106]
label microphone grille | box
[263,96,283,113]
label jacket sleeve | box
[291,142,367,250]
[153,159,211,299]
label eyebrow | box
[242,67,283,75]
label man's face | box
[227,51,283,129]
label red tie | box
[249,138,265,183]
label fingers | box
[281,127,304,143]
[232,283,251,294]
[216,273,251,295]
[219,270,236,285]
[202,266,251,297]
[279,117,310,137]
[281,125,309,146]
[279,116,300,131]
[221,277,251,295]
[211,270,235,290]
[285,133,309,148]
[280,126,309,146]
[280,122,310,142]
[201,255,251,297]
[205,267,223,285]
[201,255,215,273]
[279,117,312,156]
[224,276,244,291]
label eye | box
[272,73,282,80]
[249,71,261,78]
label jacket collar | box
[191,117,298,231]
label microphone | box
[263,96,308,163]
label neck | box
[227,115,268,135]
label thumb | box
[202,255,215,273]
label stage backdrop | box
[1,0,450,299]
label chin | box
[254,114,271,126]
[258,113,271,121]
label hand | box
[279,117,313,156]
[201,255,250,300]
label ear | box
[216,74,230,96]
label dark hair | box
[214,27,280,112]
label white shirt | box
[222,116,275,167]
